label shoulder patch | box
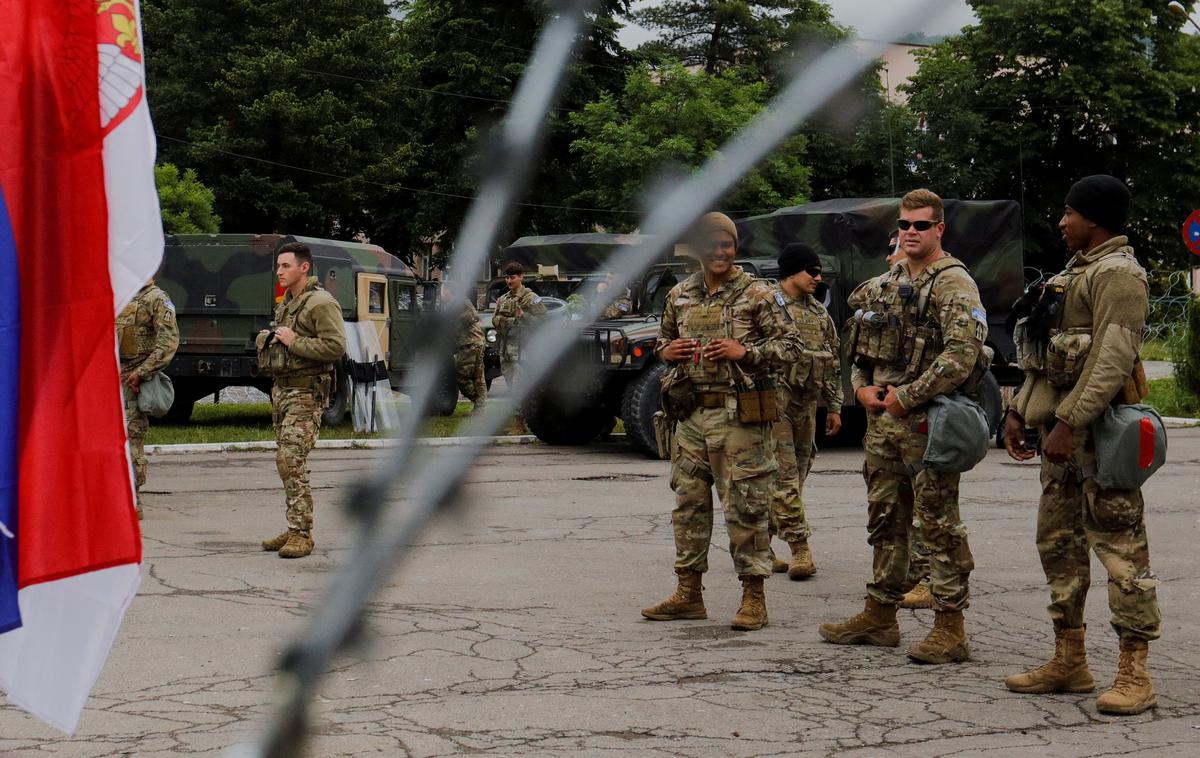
[618,302,629,312]
[163,297,176,313]
[774,291,786,307]
[971,307,987,325]
[531,294,542,303]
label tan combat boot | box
[819,597,900,647]
[787,540,816,580]
[770,547,788,574]
[730,575,768,630]
[261,531,291,551]
[1004,627,1095,693]
[1096,639,1157,715]
[641,569,707,620]
[278,530,314,559]
[900,581,934,609]
[907,610,971,663]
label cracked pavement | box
[2,429,1198,756]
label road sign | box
[1184,209,1200,256]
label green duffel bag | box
[919,393,990,474]
[1089,404,1167,491]
[137,372,176,418]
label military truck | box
[157,233,458,425]
[521,198,1024,457]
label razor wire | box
[232,1,957,754]
[1147,269,1194,345]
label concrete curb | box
[1162,416,1200,429]
[145,435,546,456]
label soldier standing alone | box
[257,242,346,559]
[116,279,180,519]
[1002,175,1161,715]
[445,282,487,414]
[641,212,803,631]
[769,243,843,579]
[819,189,987,663]
[492,261,546,433]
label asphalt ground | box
[1,429,1198,756]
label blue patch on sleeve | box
[971,307,987,324]
[773,292,786,307]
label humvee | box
[521,198,1024,457]
[157,233,458,425]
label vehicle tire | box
[435,367,459,417]
[525,385,609,446]
[621,362,667,459]
[322,363,350,427]
[161,394,196,425]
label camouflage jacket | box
[656,266,803,392]
[493,286,546,345]
[849,253,986,410]
[117,282,179,379]
[1011,236,1147,429]
[778,289,843,415]
[256,277,346,378]
[455,298,484,349]
[600,291,633,320]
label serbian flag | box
[0,0,163,733]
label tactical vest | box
[677,276,755,389]
[785,295,837,391]
[1013,269,1089,388]
[849,262,966,384]
[495,289,530,348]
[259,288,336,378]
[117,288,164,365]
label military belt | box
[275,374,323,390]
[1045,462,1097,484]
[696,392,729,408]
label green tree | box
[903,0,1200,273]
[381,0,633,263]
[629,0,906,200]
[143,0,414,244]
[568,62,810,229]
[155,163,220,234]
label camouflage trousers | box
[670,401,774,577]
[862,409,974,611]
[768,396,816,543]
[500,342,523,420]
[272,386,324,532]
[1035,422,1161,642]
[123,384,148,499]
[455,345,486,409]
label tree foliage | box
[155,163,220,234]
[903,0,1200,273]
[568,63,810,229]
[144,0,413,244]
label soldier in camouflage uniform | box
[116,280,180,520]
[769,243,843,580]
[256,243,346,559]
[1003,175,1161,715]
[819,189,987,664]
[641,212,803,631]
[445,282,487,414]
[493,261,546,432]
[597,274,633,320]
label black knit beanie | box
[1065,175,1131,233]
[778,242,821,280]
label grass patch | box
[1145,376,1200,419]
[1139,337,1175,362]
[145,401,500,445]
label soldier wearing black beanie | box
[1065,174,1131,233]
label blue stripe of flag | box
[0,187,20,633]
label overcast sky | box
[617,0,979,47]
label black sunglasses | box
[804,267,822,277]
[897,219,937,231]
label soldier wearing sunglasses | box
[766,243,843,580]
[819,189,988,665]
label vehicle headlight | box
[486,329,497,344]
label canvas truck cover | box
[735,198,1025,362]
